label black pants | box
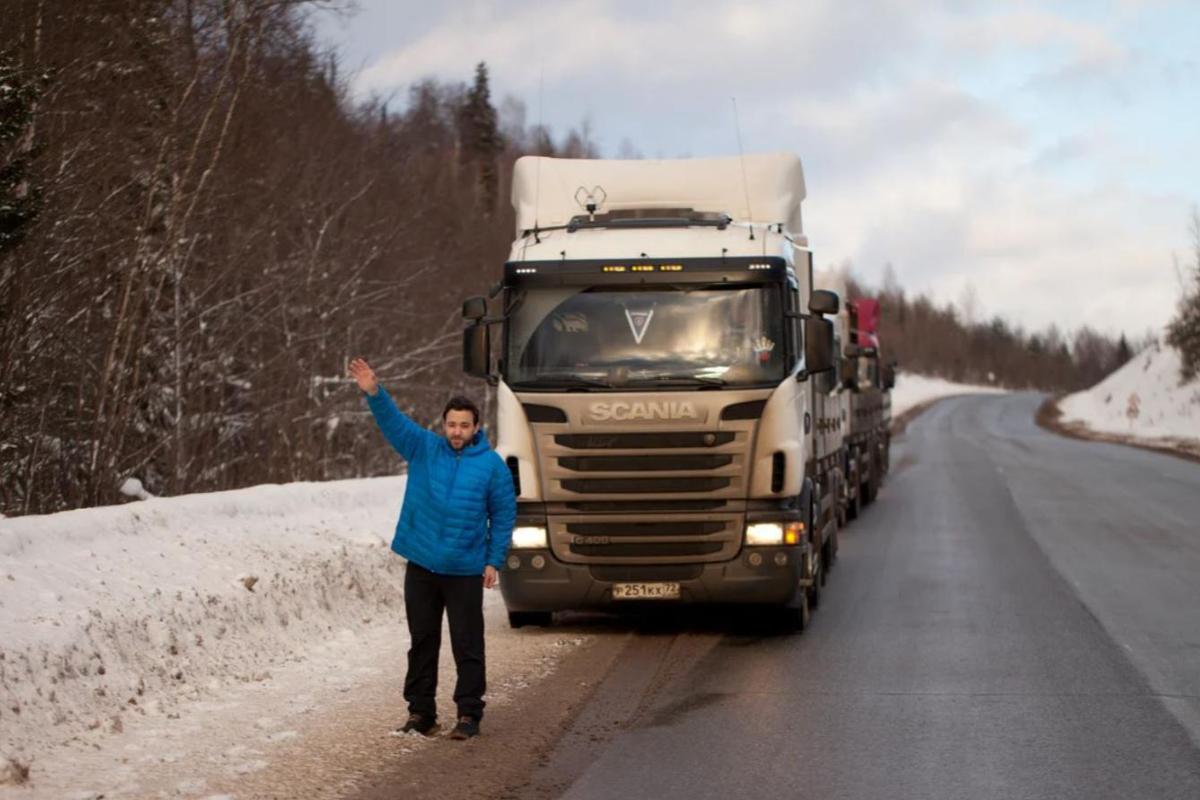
[403,562,486,721]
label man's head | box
[442,395,481,451]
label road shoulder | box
[1036,395,1200,464]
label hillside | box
[1058,341,1200,453]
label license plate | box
[612,582,681,600]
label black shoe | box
[397,713,438,736]
[447,715,480,740]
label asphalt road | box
[516,392,1200,800]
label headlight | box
[745,522,783,546]
[745,521,804,546]
[511,525,548,549]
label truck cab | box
[462,154,840,630]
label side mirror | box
[463,324,490,379]
[804,316,835,374]
[809,289,839,316]
[883,363,896,390]
[462,296,488,321]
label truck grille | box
[564,499,728,512]
[530,411,760,564]
[542,429,749,504]
[558,454,733,471]
[554,432,735,449]
[561,477,732,494]
[566,521,725,537]
[570,541,725,558]
[548,513,742,565]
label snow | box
[1060,341,1200,444]
[890,372,1007,418]
[118,477,155,500]
[0,477,588,797]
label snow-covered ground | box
[0,477,586,798]
[1059,341,1200,447]
[890,372,1007,418]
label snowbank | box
[890,373,1007,418]
[0,477,407,779]
[1059,342,1200,444]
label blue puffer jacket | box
[365,386,516,576]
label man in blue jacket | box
[349,357,516,740]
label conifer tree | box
[1166,210,1200,381]
[0,51,43,255]
[457,62,503,209]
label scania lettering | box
[589,401,700,422]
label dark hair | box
[442,395,480,425]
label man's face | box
[443,409,479,451]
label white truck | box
[462,153,842,630]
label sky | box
[314,0,1200,339]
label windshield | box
[504,284,786,389]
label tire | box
[779,591,810,633]
[508,611,553,629]
[809,553,822,609]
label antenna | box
[732,97,755,241]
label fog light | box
[531,555,546,570]
[507,555,521,570]
[774,552,788,566]
[748,552,763,566]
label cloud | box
[330,0,1198,336]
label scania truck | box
[842,299,893,518]
[461,154,841,631]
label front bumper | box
[500,545,807,612]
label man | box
[348,357,516,740]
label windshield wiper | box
[636,374,728,388]
[513,374,613,390]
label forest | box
[0,1,1154,516]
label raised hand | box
[348,357,379,396]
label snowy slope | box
[1060,342,1200,444]
[890,373,1007,418]
[0,476,592,797]
[0,478,407,779]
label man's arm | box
[485,457,517,575]
[349,357,432,462]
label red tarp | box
[853,299,880,335]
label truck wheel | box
[809,556,822,609]
[508,611,553,628]
[779,591,810,633]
